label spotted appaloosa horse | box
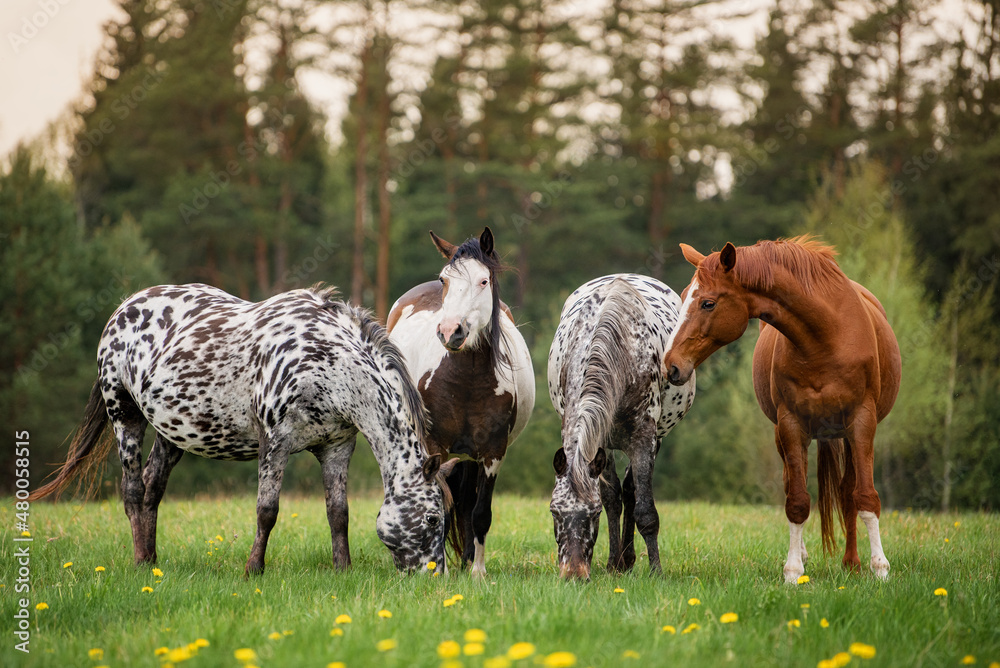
[30,284,452,574]
[547,275,695,579]
[663,237,901,583]
[388,227,534,576]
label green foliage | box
[4,496,997,667]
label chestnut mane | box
[700,236,844,294]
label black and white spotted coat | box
[547,274,696,578]
[97,283,447,573]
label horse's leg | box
[138,433,184,563]
[840,438,861,572]
[620,465,637,571]
[447,461,478,568]
[313,439,356,570]
[627,423,661,574]
[848,404,889,578]
[107,390,151,565]
[470,462,500,578]
[776,416,811,584]
[246,433,291,575]
[599,453,625,572]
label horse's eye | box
[426,514,441,527]
[480,278,489,287]
[439,276,445,284]
[701,300,716,311]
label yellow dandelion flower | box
[327,663,346,668]
[818,660,835,668]
[801,603,811,609]
[614,587,625,593]
[35,602,49,610]
[142,586,153,593]
[849,642,876,659]
[954,521,961,528]
[330,628,344,637]
[335,614,352,624]
[441,662,463,668]
[464,642,485,656]
[233,648,257,662]
[215,535,224,542]
[255,588,261,594]
[378,609,392,619]
[961,657,975,665]
[437,640,461,659]
[661,625,677,634]
[21,530,30,537]
[291,513,299,518]
[88,648,104,660]
[623,650,640,659]
[485,657,512,668]
[682,623,700,634]
[688,598,701,606]
[787,619,801,629]
[820,618,830,628]
[166,647,192,663]
[838,586,845,590]
[831,652,852,667]
[376,638,397,652]
[154,647,169,656]
[282,630,293,636]
[934,588,948,596]
[451,594,464,601]
[95,566,105,572]
[330,595,337,599]
[427,561,437,571]
[720,612,738,624]
[433,571,440,577]
[543,651,577,668]
[268,632,282,640]
[443,599,457,607]
[507,642,536,660]
[194,639,209,648]
[987,663,999,668]
[232,593,238,597]
[945,538,950,543]
[63,562,73,568]
[797,575,810,584]
[465,629,487,643]
[152,568,164,577]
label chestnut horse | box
[663,237,901,583]
[388,227,535,576]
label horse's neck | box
[745,266,858,355]
[350,380,424,487]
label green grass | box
[2,495,998,667]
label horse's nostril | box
[668,365,680,384]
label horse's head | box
[550,446,607,580]
[376,453,458,573]
[663,242,750,386]
[430,227,501,352]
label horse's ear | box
[479,227,495,256]
[438,455,463,478]
[429,231,458,259]
[422,453,442,480]
[680,243,705,267]
[588,448,607,479]
[720,242,737,273]
[553,448,568,477]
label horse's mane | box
[568,279,645,500]
[449,236,513,374]
[309,284,430,446]
[702,235,844,294]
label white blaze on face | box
[438,258,493,348]
[666,277,700,352]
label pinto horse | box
[31,284,451,574]
[663,237,901,583]
[548,275,695,579]
[388,227,535,576]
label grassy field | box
[2,494,998,668]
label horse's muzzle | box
[437,321,469,351]
[664,358,692,386]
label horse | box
[30,284,454,574]
[547,275,696,579]
[662,237,901,583]
[387,227,535,576]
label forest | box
[2,0,998,510]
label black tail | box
[817,438,846,555]
[29,381,114,501]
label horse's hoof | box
[783,564,805,584]
[842,556,861,573]
[470,565,487,579]
[870,557,889,579]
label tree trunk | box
[374,41,392,323]
[941,310,959,511]
[351,37,372,307]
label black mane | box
[449,236,512,374]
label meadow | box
[1,494,997,668]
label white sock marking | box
[859,510,890,578]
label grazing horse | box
[548,275,696,579]
[388,227,535,576]
[662,237,901,583]
[30,284,452,574]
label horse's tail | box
[817,438,846,556]
[29,381,114,501]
